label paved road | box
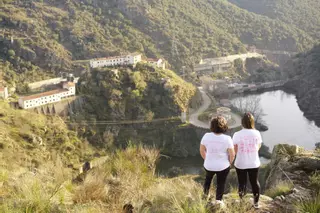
[189,87,212,129]
[189,87,241,129]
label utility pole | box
[182,66,186,80]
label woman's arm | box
[234,144,238,155]
[228,148,235,164]
[200,144,206,160]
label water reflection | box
[231,90,320,150]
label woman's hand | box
[200,144,206,160]
[228,148,235,164]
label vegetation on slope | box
[228,0,320,40]
[0,142,274,213]
[70,64,200,155]
[0,0,317,86]
[0,101,99,170]
[282,44,320,124]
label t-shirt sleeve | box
[200,133,208,146]
[232,132,238,145]
[227,136,233,149]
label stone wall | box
[29,96,84,116]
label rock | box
[296,157,320,171]
[291,188,299,193]
[141,199,152,209]
[167,166,183,178]
[122,204,134,213]
[272,144,304,157]
[274,196,282,202]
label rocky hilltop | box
[264,144,320,212]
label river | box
[231,90,320,150]
[157,90,320,176]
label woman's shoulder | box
[221,134,232,139]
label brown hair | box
[242,112,255,129]
[210,116,228,133]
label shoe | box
[215,200,226,208]
[253,203,260,209]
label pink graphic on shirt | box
[238,136,259,153]
[207,142,224,154]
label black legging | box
[203,167,230,200]
[235,167,260,203]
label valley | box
[1,0,320,212]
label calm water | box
[232,90,320,150]
[157,90,320,176]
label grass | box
[264,181,294,198]
[310,171,320,192]
[0,140,275,212]
[296,193,320,213]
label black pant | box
[235,167,260,203]
[203,167,230,200]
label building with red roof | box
[18,81,76,109]
[90,53,142,68]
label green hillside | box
[0,101,100,174]
[0,0,317,85]
[282,44,320,125]
[228,0,320,40]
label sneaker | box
[215,200,226,208]
[253,203,260,209]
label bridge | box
[228,80,287,94]
[194,53,264,74]
[256,49,297,57]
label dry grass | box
[0,142,277,213]
[264,181,293,198]
[296,193,320,213]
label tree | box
[144,111,154,121]
[7,49,15,58]
[234,58,245,74]
[232,96,265,125]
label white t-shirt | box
[201,133,233,171]
[233,129,262,169]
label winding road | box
[189,87,241,129]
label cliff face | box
[283,45,320,125]
[265,144,320,212]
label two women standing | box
[200,113,262,209]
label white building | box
[0,87,9,99]
[18,82,76,109]
[28,77,79,90]
[90,53,142,68]
[146,58,166,69]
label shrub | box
[310,172,320,192]
[296,194,320,213]
[264,181,293,198]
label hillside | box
[67,64,201,156]
[0,0,317,87]
[1,130,319,213]
[283,44,320,125]
[228,0,320,40]
[0,101,101,170]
